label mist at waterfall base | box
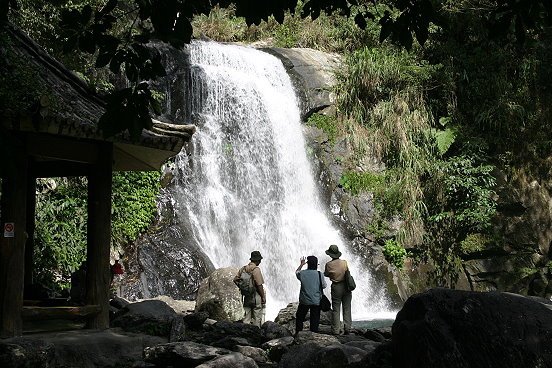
[159,41,395,321]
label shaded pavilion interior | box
[0,25,195,337]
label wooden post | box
[0,134,28,337]
[24,170,36,289]
[85,143,113,330]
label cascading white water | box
[174,41,393,320]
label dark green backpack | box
[237,267,257,299]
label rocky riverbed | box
[2,288,552,368]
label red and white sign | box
[3,223,14,238]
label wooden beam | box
[0,133,28,337]
[85,142,113,329]
[26,133,99,164]
[22,305,101,321]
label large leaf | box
[433,128,457,156]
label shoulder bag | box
[345,262,356,291]
[318,271,331,312]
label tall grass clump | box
[336,46,438,246]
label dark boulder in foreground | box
[393,288,552,368]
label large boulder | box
[195,267,243,322]
[111,299,177,336]
[393,288,552,368]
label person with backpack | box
[233,250,266,327]
[295,255,327,334]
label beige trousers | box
[243,293,265,327]
[331,281,352,334]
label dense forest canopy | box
[3,0,551,138]
[2,0,552,294]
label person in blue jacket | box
[295,255,327,333]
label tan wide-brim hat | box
[325,244,342,259]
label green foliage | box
[382,239,407,270]
[460,233,490,254]
[111,171,160,245]
[34,178,88,292]
[306,113,339,142]
[34,172,160,291]
[421,153,497,287]
[340,171,384,196]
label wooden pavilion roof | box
[1,24,195,171]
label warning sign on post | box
[3,223,14,238]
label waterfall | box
[172,41,392,320]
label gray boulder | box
[393,288,552,368]
[262,321,292,340]
[111,299,176,336]
[294,331,340,347]
[234,345,270,364]
[195,267,243,322]
[195,352,258,368]
[143,341,231,367]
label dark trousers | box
[295,303,321,333]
